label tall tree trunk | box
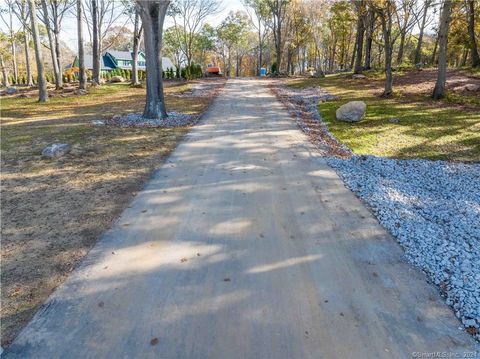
[349,35,357,70]
[467,0,480,67]
[433,0,453,100]
[137,0,169,119]
[92,0,100,84]
[11,38,18,83]
[28,0,48,102]
[53,19,63,88]
[24,31,34,86]
[77,0,86,90]
[414,0,430,65]
[396,30,407,64]
[354,2,365,74]
[41,0,61,89]
[364,8,374,70]
[460,48,469,67]
[257,17,262,76]
[1,55,9,87]
[132,10,142,85]
[379,5,394,96]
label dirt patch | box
[0,79,225,346]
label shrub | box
[271,62,278,74]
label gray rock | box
[463,319,478,328]
[42,143,71,158]
[6,87,18,95]
[352,74,367,79]
[74,89,88,95]
[336,101,366,122]
[464,84,479,92]
[388,118,400,124]
[110,76,125,83]
[91,120,105,126]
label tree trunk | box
[257,18,262,76]
[41,0,61,89]
[77,0,86,90]
[132,10,142,85]
[460,48,469,67]
[28,0,48,102]
[11,38,18,83]
[414,1,429,65]
[53,19,63,88]
[24,31,34,86]
[349,35,357,70]
[396,31,407,65]
[354,3,365,74]
[364,9,374,70]
[92,0,100,84]
[433,0,453,100]
[467,0,480,67]
[137,0,169,119]
[1,55,9,87]
[379,6,394,96]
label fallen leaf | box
[150,337,159,346]
[98,301,104,308]
[180,257,188,263]
[223,278,231,282]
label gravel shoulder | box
[272,80,480,340]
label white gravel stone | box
[326,155,480,339]
[105,112,198,128]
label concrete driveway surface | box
[5,79,478,359]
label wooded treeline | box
[0,0,478,103]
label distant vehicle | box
[206,64,222,76]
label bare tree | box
[77,0,86,90]
[432,0,453,100]
[169,0,221,67]
[83,0,126,84]
[28,0,48,101]
[374,0,397,96]
[131,8,143,85]
[0,0,19,84]
[466,0,479,67]
[265,0,290,73]
[413,0,433,65]
[363,5,375,70]
[137,0,169,119]
[13,0,34,86]
[242,0,269,76]
[395,0,416,65]
[353,0,366,74]
[91,0,100,83]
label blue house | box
[72,51,176,73]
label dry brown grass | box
[0,79,224,346]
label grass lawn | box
[0,80,222,346]
[287,69,480,162]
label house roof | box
[105,50,135,60]
[81,54,113,70]
[73,52,177,71]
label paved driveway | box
[5,79,477,358]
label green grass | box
[287,72,480,162]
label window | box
[138,61,145,66]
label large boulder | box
[465,84,480,92]
[42,143,71,158]
[6,87,18,95]
[110,76,125,83]
[336,101,366,123]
